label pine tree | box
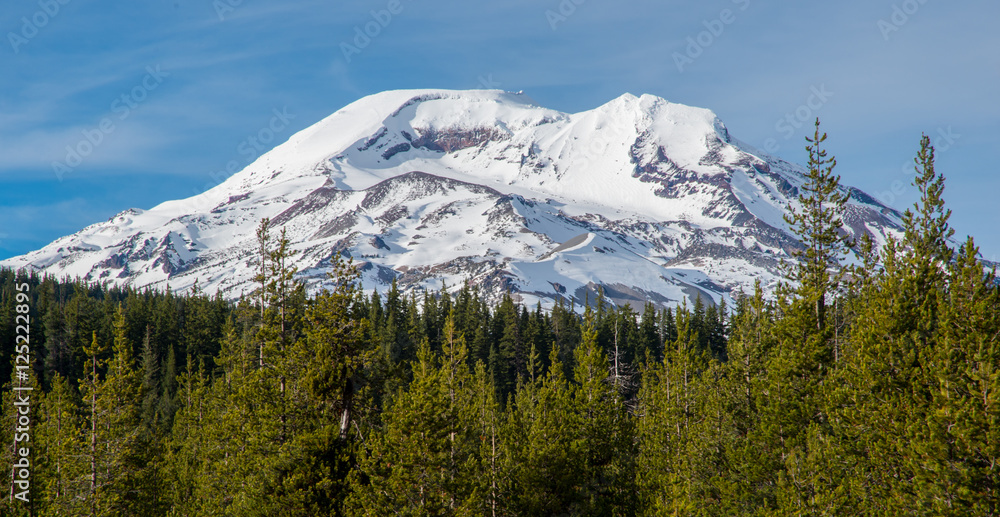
[783,118,852,333]
[170,312,257,515]
[766,119,851,511]
[550,297,581,379]
[349,312,482,515]
[715,281,779,513]
[42,298,72,386]
[162,357,211,514]
[900,134,955,347]
[905,237,1000,514]
[470,361,504,516]
[254,217,272,328]
[636,303,712,515]
[242,250,357,515]
[1,355,44,516]
[495,293,525,402]
[572,311,636,514]
[637,302,660,364]
[80,330,105,517]
[139,327,161,436]
[505,345,583,516]
[704,299,728,361]
[828,135,964,513]
[658,307,678,354]
[182,286,225,375]
[77,308,162,515]
[301,254,366,441]
[157,342,178,432]
[35,374,88,516]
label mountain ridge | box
[2,89,905,309]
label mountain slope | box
[3,89,904,309]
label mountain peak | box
[2,90,903,310]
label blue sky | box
[2,0,998,261]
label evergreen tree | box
[550,297,581,379]
[637,302,660,364]
[899,134,955,346]
[637,303,713,515]
[917,238,1000,513]
[470,361,505,516]
[35,374,87,516]
[349,312,482,515]
[607,304,638,398]
[783,118,852,332]
[765,119,851,511]
[495,293,525,402]
[248,251,361,516]
[0,354,44,516]
[572,311,636,514]
[658,307,678,354]
[162,357,212,514]
[716,282,780,514]
[139,327,161,436]
[42,296,72,386]
[78,308,162,515]
[506,346,583,515]
[825,135,970,513]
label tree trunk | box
[339,375,354,439]
[91,361,98,517]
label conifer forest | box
[2,128,998,515]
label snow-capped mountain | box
[3,89,903,309]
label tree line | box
[1,122,997,515]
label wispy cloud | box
[1,0,998,260]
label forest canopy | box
[2,127,998,516]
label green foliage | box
[3,135,998,517]
[349,312,485,515]
[782,118,851,342]
[505,345,583,515]
[637,302,717,515]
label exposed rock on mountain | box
[2,89,903,309]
